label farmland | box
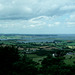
[0,34,75,75]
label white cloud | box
[48,22,60,27]
[23,25,28,28]
[27,16,49,27]
[22,6,32,13]
[66,22,75,27]
[0,15,60,30]
[0,4,4,11]
[60,5,75,11]
[12,0,16,4]
[0,0,75,19]
[70,14,75,19]
[48,24,53,27]
[30,25,35,27]
[0,0,75,34]
[67,22,75,25]
[0,24,2,27]
[54,22,60,25]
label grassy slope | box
[26,54,75,66]
[26,54,46,64]
[64,54,75,65]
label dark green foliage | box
[0,46,38,75]
[0,46,75,75]
[0,46,19,68]
[41,55,75,75]
[36,50,50,56]
[12,55,38,75]
[0,46,20,75]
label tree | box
[41,54,74,75]
[0,46,20,75]
[0,46,38,75]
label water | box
[22,34,75,43]
[0,34,75,43]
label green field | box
[0,35,21,39]
[64,54,75,65]
[26,54,75,66]
[26,54,46,64]
[67,43,75,46]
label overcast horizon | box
[0,0,75,34]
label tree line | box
[0,46,75,75]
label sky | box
[0,0,75,34]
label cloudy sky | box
[0,0,75,34]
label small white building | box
[52,53,57,57]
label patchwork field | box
[64,54,75,65]
[26,54,47,64]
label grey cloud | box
[0,0,75,20]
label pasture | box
[26,54,46,64]
[64,54,75,65]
